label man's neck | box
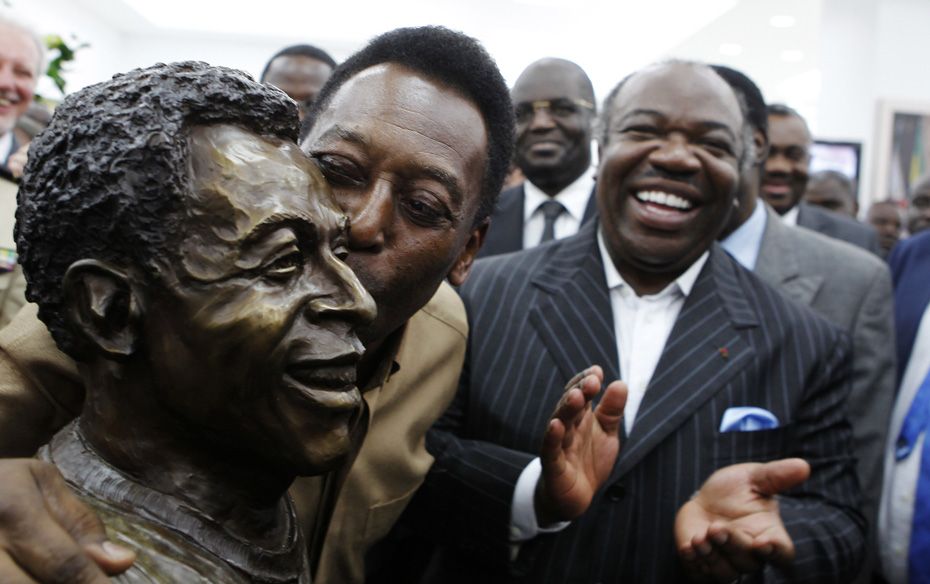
[77,367,295,549]
[525,159,590,198]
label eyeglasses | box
[514,98,594,123]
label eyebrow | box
[241,212,320,248]
[616,108,738,141]
[313,125,370,148]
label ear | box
[753,130,769,166]
[447,220,489,286]
[61,260,144,360]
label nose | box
[305,259,377,326]
[344,181,392,251]
[0,64,14,92]
[764,153,792,176]
[648,134,701,175]
[528,106,557,132]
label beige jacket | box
[0,281,467,584]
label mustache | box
[633,168,701,190]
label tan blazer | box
[0,281,467,584]
[0,177,26,328]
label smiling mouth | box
[283,354,361,412]
[630,189,700,232]
[0,95,19,108]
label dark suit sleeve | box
[767,330,866,583]
[419,333,535,569]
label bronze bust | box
[15,61,376,583]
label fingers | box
[562,365,603,392]
[750,458,810,497]
[0,460,114,584]
[594,381,627,435]
[541,418,567,477]
[751,526,796,566]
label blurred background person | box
[0,13,43,182]
[804,169,858,218]
[260,43,336,122]
[907,174,930,236]
[867,200,903,257]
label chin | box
[290,440,352,476]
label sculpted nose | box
[649,135,701,174]
[346,182,392,251]
[306,259,377,326]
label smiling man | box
[0,14,42,181]
[418,61,864,583]
[479,58,598,258]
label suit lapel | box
[756,205,823,306]
[528,222,620,385]
[479,185,526,257]
[613,245,758,478]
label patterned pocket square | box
[719,407,780,432]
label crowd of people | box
[0,9,929,584]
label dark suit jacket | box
[0,133,19,182]
[478,183,597,259]
[796,202,881,255]
[888,230,930,382]
[420,221,864,583]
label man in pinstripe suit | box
[417,61,864,583]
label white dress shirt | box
[880,302,930,583]
[510,231,709,543]
[781,205,800,226]
[720,201,768,271]
[0,132,12,165]
[522,166,596,249]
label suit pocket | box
[710,424,794,465]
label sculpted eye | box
[264,252,303,281]
[332,243,349,261]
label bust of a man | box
[15,61,376,583]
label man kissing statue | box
[15,61,376,583]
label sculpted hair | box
[303,25,514,226]
[16,61,299,356]
[260,43,338,81]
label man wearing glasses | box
[479,58,598,258]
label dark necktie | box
[539,200,567,245]
[895,364,930,584]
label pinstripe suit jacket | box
[421,221,865,583]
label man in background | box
[867,200,903,257]
[479,58,597,258]
[906,174,930,236]
[761,104,880,254]
[804,169,858,217]
[261,43,336,121]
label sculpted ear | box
[447,219,489,286]
[61,260,143,360]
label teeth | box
[634,190,693,210]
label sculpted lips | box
[630,188,699,231]
[284,351,362,413]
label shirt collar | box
[781,204,800,226]
[523,165,596,222]
[720,200,768,270]
[597,228,709,298]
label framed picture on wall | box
[873,99,930,203]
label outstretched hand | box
[674,458,811,582]
[0,459,135,583]
[535,365,628,526]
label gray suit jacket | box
[796,202,881,255]
[755,205,895,578]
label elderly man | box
[0,26,615,584]
[762,104,880,254]
[18,61,376,582]
[715,64,895,583]
[416,60,864,583]
[479,58,597,258]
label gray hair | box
[0,11,47,78]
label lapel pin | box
[718,347,729,359]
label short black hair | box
[302,26,514,226]
[711,65,767,139]
[16,61,298,356]
[260,44,337,82]
[809,170,856,195]
[767,103,803,118]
